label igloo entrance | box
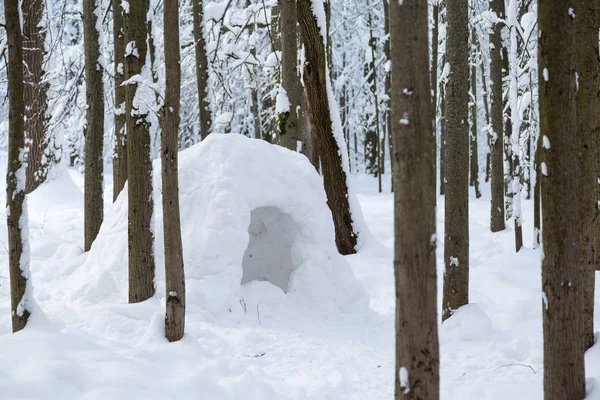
[241,206,301,292]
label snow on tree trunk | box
[296,0,364,255]
[276,0,303,152]
[83,0,105,251]
[193,0,212,140]
[124,0,156,303]
[22,0,50,194]
[507,0,522,253]
[441,0,469,322]
[539,0,586,397]
[391,0,440,398]
[5,0,33,333]
[489,0,505,232]
[113,0,128,201]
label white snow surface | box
[4,148,600,398]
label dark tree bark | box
[439,61,446,196]
[533,132,541,249]
[22,0,49,194]
[383,0,391,179]
[6,0,32,333]
[391,0,440,398]
[441,0,469,322]
[193,0,212,140]
[539,0,586,397]
[574,0,600,351]
[83,0,105,251]
[469,33,481,199]
[162,0,186,342]
[297,0,357,255]
[489,0,505,232]
[431,1,439,183]
[124,0,156,303]
[276,0,303,151]
[113,0,128,202]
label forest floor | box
[0,163,599,399]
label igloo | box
[70,134,367,315]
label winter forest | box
[0,0,598,398]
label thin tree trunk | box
[469,32,481,199]
[297,0,357,255]
[163,0,186,342]
[439,64,446,196]
[489,0,505,232]
[383,0,391,181]
[533,124,542,250]
[6,0,32,332]
[574,0,600,352]
[392,0,440,397]
[431,1,439,190]
[276,0,303,151]
[22,0,49,194]
[124,0,156,303]
[113,0,128,201]
[508,0,522,252]
[366,4,382,192]
[83,0,105,251]
[193,0,211,139]
[480,59,491,183]
[441,0,469,322]
[539,0,585,396]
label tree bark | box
[162,0,186,342]
[22,0,49,194]
[441,0,469,321]
[276,0,303,151]
[6,0,32,333]
[539,0,586,396]
[124,0,156,303]
[469,34,481,199]
[83,0,105,251]
[297,0,357,255]
[391,0,440,398]
[113,0,128,202]
[193,0,212,140]
[383,0,391,180]
[574,0,600,352]
[489,0,505,232]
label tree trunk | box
[469,34,481,199]
[297,0,357,255]
[441,0,469,322]
[489,0,505,232]
[439,62,446,196]
[162,0,186,342]
[533,131,541,249]
[113,0,128,201]
[5,0,32,333]
[539,0,586,396]
[480,59,491,183]
[383,0,391,181]
[193,0,212,140]
[83,0,105,252]
[574,0,600,352]
[276,0,303,151]
[124,0,156,303]
[22,0,49,194]
[391,0,440,397]
[431,1,439,188]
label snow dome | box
[69,134,368,315]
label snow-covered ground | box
[0,149,599,399]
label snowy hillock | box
[68,133,368,317]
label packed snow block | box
[70,133,368,315]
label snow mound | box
[68,133,368,315]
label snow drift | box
[68,133,368,315]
